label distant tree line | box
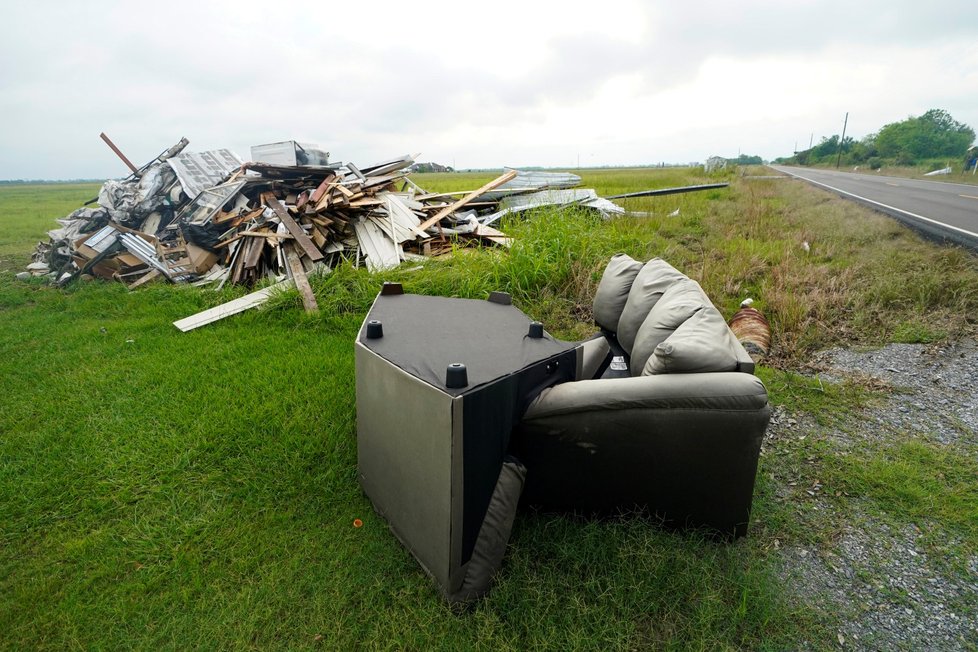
[726,154,763,165]
[774,109,976,170]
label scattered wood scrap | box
[173,280,293,332]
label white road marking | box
[959,194,978,200]
[776,168,978,239]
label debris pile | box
[24,138,624,293]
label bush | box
[868,157,882,170]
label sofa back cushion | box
[629,278,708,376]
[642,305,741,375]
[592,254,644,332]
[616,258,687,354]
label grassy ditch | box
[2,169,978,649]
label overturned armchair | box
[355,255,772,603]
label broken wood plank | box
[243,236,265,270]
[239,230,293,240]
[334,183,356,199]
[173,280,293,332]
[213,208,264,226]
[415,169,518,233]
[284,243,319,313]
[348,198,385,208]
[314,191,332,212]
[263,194,325,262]
[414,190,472,200]
[310,174,338,204]
[127,268,162,290]
[213,230,293,249]
[310,225,327,249]
[99,132,139,174]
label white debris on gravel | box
[769,340,978,650]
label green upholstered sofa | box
[514,255,772,538]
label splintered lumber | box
[238,231,293,240]
[172,279,293,332]
[284,243,318,313]
[127,268,162,290]
[334,183,356,199]
[310,174,337,204]
[415,170,518,232]
[99,132,139,174]
[243,236,265,269]
[263,194,325,262]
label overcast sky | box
[1,1,976,179]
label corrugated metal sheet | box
[480,169,581,202]
[168,149,243,199]
[481,189,623,226]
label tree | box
[874,109,975,161]
[729,154,763,165]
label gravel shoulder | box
[770,341,978,650]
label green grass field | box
[2,169,977,649]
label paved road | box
[770,166,978,247]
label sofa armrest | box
[516,372,770,538]
[731,336,756,374]
[524,371,768,419]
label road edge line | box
[775,168,978,243]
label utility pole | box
[836,112,848,169]
[809,133,814,150]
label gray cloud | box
[1,0,976,178]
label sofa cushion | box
[592,253,644,332]
[629,278,708,376]
[616,258,687,355]
[643,306,740,374]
